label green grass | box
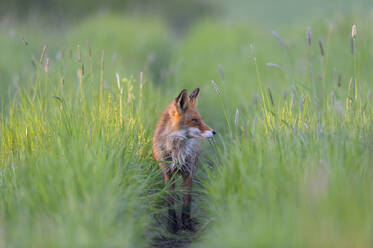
[1,12,373,247]
[0,49,166,246]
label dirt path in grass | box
[146,146,216,248]
[148,177,206,248]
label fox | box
[152,88,216,233]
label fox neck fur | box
[153,107,201,176]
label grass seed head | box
[266,63,281,69]
[116,73,121,90]
[267,88,274,107]
[351,24,357,55]
[234,108,239,127]
[350,36,355,55]
[318,40,325,56]
[337,74,341,87]
[348,77,355,98]
[272,30,285,47]
[352,24,357,40]
[31,59,37,69]
[40,46,47,65]
[307,26,312,46]
[140,71,144,88]
[211,80,221,96]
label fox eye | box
[192,119,198,124]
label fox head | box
[169,88,216,139]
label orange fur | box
[152,88,215,232]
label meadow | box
[0,10,372,247]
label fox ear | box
[189,88,200,106]
[174,89,189,114]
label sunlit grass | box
[196,22,373,247]
[0,14,372,247]
[0,43,168,246]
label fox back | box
[153,88,215,176]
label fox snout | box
[186,124,215,139]
[198,122,216,139]
[201,128,216,138]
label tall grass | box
[0,41,168,247]
[1,13,373,247]
[196,21,373,247]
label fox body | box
[152,88,215,232]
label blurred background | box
[3,0,373,27]
[1,0,373,111]
[2,0,373,27]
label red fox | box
[153,88,216,232]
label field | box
[1,5,373,248]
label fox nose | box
[212,130,216,135]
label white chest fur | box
[165,136,201,174]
